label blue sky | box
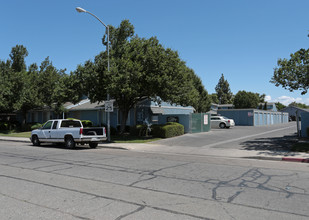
[1,0,308,105]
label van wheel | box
[219,123,226,129]
[32,135,40,146]
[65,136,75,149]
[89,143,98,148]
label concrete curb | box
[0,137,30,143]
[243,156,309,163]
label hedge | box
[130,125,148,136]
[0,122,9,131]
[151,122,184,138]
[81,120,93,127]
[117,125,131,133]
[31,123,42,130]
[66,118,93,127]
[160,123,184,138]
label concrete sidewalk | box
[1,136,308,163]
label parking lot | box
[152,122,298,153]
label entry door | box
[41,121,53,139]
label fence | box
[190,113,211,133]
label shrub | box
[130,125,147,136]
[66,118,93,127]
[81,120,93,127]
[117,125,131,133]
[0,122,9,131]
[31,123,42,130]
[66,118,77,120]
[151,124,164,137]
[151,123,184,138]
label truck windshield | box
[60,120,81,128]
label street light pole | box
[76,7,111,142]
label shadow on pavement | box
[29,143,91,151]
[240,133,302,156]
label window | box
[61,120,82,128]
[152,115,159,123]
[42,121,53,130]
[167,116,179,123]
[211,117,220,120]
[52,121,58,129]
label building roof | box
[150,106,164,114]
[66,99,105,111]
[62,97,194,114]
[280,106,309,112]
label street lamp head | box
[76,7,87,13]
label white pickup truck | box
[30,119,107,148]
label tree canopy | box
[73,20,210,132]
[233,90,260,109]
[271,48,309,95]
[1,21,212,131]
[209,93,219,104]
[275,102,286,111]
[215,74,233,104]
[288,102,309,109]
[0,45,69,125]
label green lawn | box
[0,131,31,138]
[111,135,161,143]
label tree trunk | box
[21,110,27,131]
[119,108,130,134]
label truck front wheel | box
[65,136,75,149]
[32,135,40,146]
[89,143,98,148]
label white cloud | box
[266,95,309,106]
[265,95,272,102]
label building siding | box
[218,109,289,126]
[301,112,309,137]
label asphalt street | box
[0,136,309,220]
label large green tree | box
[215,74,233,104]
[271,48,309,95]
[233,90,260,109]
[288,102,309,109]
[13,70,42,125]
[0,60,14,113]
[74,20,208,132]
[9,45,28,72]
[0,45,42,125]
[0,45,72,126]
[188,70,211,112]
[37,57,67,107]
[209,93,219,104]
[275,102,286,111]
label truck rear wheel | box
[65,136,75,149]
[89,143,98,148]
